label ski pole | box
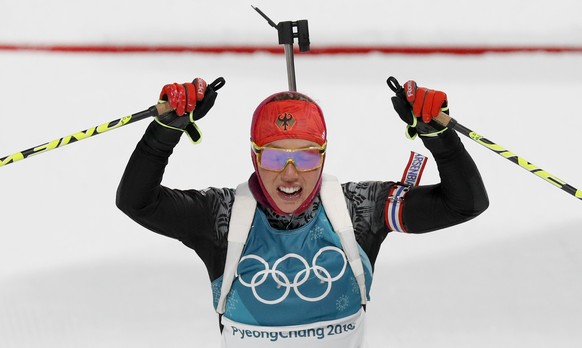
[252,5,310,92]
[386,76,582,201]
[0,77,226,168]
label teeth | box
[279,186,300,194]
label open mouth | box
[278,186,302,197]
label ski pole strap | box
[385,151,429,233]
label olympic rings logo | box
[235,246,347,305]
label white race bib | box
[221,308,366,348]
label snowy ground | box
[1,1,581,348]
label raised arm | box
[390,80,489,233]
[116,78,220,240]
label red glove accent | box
[159,78,207,116]
[404,80,447,123]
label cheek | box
[302,169,322,190]
[257,168,277,190]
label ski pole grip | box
[155,102,174,116]
[435,111,454,127]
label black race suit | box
[116,121,489,282]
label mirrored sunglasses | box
[252,142,326,172]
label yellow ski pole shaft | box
[436,112,581,200]
[1,76,226,168]
[0,103,173,168]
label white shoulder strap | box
[320,174,367,306]
[216,182,256,314]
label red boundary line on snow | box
[1,44,582,55]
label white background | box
[1,1,581,347]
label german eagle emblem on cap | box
[275,113,296,131]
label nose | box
[280,159,299,180]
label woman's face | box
[256,138,323,214]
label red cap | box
[251,92,326,146]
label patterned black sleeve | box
[116,121,234,282]
[342,181,392,268]
[179,187,235,281]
